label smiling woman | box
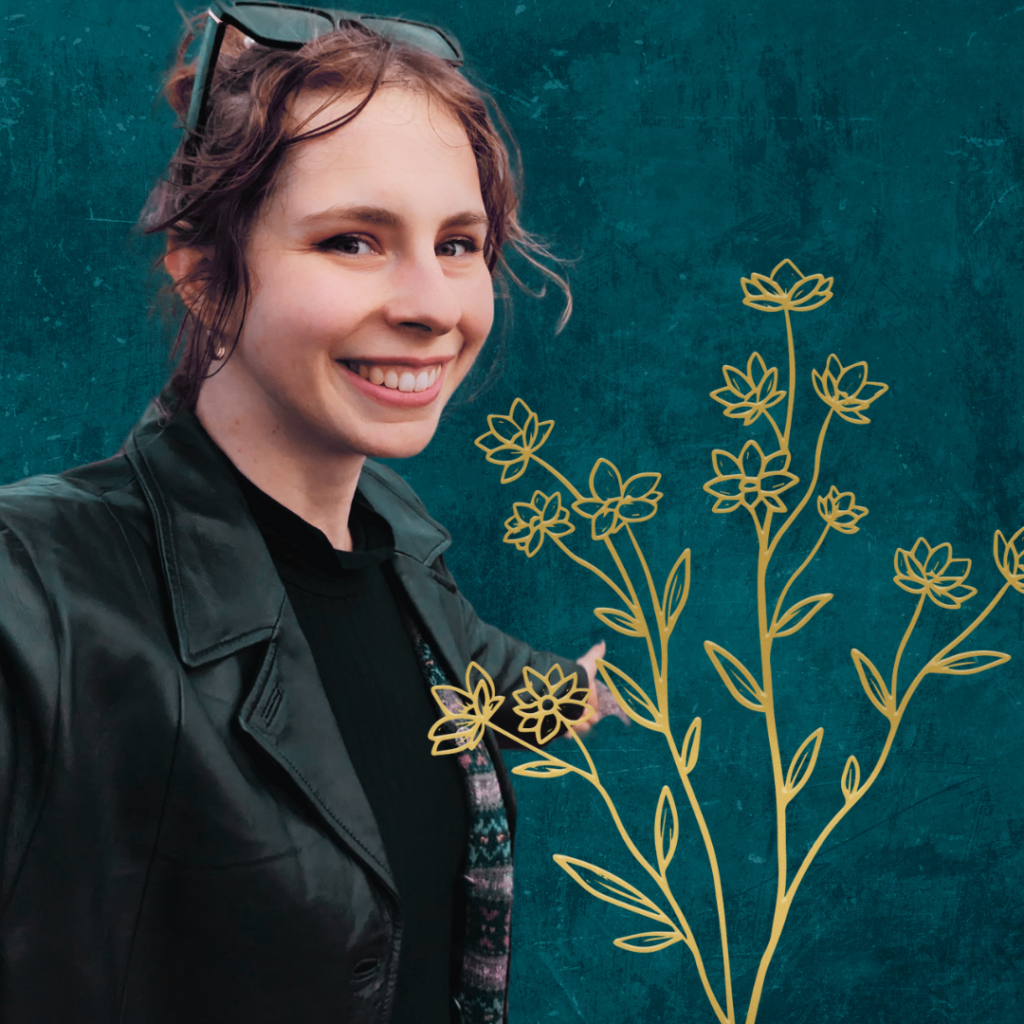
[0,5,605,1024]
[180,88,497,545]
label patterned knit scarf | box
[412,632,513,1024]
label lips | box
[337,359,446,407]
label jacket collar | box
[124,398,451,667]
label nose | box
[382,247,462,338]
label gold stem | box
[566,726,730,1024]
[763,410,785,452]
[897,582,1012,717]
[549,534,634,610]
[890,594,926,701]
[605,534,662,684]
[625,525,668,703]
[532,455,585,502]
[486,723,594,780]
[744,718,899,1023]
[782,308,796,453]
[670,734,735,1022]
[746,581,1013,1022]
[750,522,790,1024]
[770,525,831,633]
[768,409,833,561]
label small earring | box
[213,343,226,359]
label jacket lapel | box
[239,601,396,896]
[125,403,396,897]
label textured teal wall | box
[2,1,1023,1021]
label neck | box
[196,386,365,552]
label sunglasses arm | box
[186,10,227,136]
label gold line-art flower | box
[740,258,833,313]
[893,537,977,609]
[503,490,575,557]
[474,397,554,483]
[428,662,505,755]
[710,351,787,425]
[572,458,663,541]
[512,663,592,745]
[811,354,889,425]
[703,440,799,516]
[816,485,869,535]
[993,526,1024,594]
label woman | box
[0,4,604,1023]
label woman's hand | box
[571,641,606,736]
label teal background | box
[3,0,1024,1020]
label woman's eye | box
[436,237,480,257]
[318,234,376,256]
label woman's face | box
[204,86,494,462]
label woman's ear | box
[164,242,209,312]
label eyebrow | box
[298,204,489,231]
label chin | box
[351,422,440,461]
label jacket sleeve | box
[0,524,61,904]
[429,553,585,747]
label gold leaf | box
[661,550,691,631]
[511,760,574,778]
[703,641,765,712]
[593,606,645,638]
[681,717,701,774]
[654,786,679,873]
[774,593,833,638]
[851,648,893,717]
[596,659,661,729]
[612,931,684,953]
[553,854,672,924]
[783,727,824,800]
[841,755,861,801]
[932,650,1011,675]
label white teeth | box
[352,363,441,390]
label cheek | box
[462,273,496,353]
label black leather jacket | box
[0,400,576,1023]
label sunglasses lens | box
[232,3,334,44]
[359,17,461,62]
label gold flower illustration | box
[428,662,505,754]
[894,537,977,609]
[811,355,889,425]
[993,526,1024,594]
[512,664,592,745]
[504,490,575,557]
[572,459,662,541]
[474,398,554,483]
[817,486,869,534]
[741,259,833,313]
[703,440,799,516]
[710,352,787,425]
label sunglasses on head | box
[186,1,464,138]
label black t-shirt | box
[234,469,469,1024]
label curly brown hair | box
[140,15,570,411]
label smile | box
[343,361,442,393]
[337,359,448,409]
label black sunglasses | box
[186,1,464,138]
